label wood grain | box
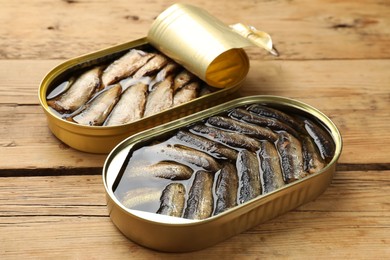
[0,175,105,216]
[0,0,389,258]
[0,171,388,258]
[0,0,389,60]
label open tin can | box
[38,3,276,153]
[103,95,342,252]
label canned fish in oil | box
[38,3,277,153]
[38,39,242,153]
[103,95,343,252]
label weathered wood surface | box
[0,171,389,258]
[0,0,389,60]
[0,0,389,258]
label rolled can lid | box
[147,3,277,88]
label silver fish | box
[132,54,169,79]
[156,62,180,80]
[191,125,261,152]
[149,62,180,91]
[120,75,152,91]
[214,163,238,215]
[104,82,147,126]
[143,75,173,117]
[199,84,214,97]
[248,105,306,134]
[184,171,214,220]
[304,119,335,162]
[229,108,300,138]
[237,150,262,204]
[207,116,278,142]
[101,49,154,87]
[127,161,193,180]
[259,141,285,193]
[70,84,122,126]
[173,82,199,106]
[276,131,306,183]
[47,66,102,113]
[175,130,238,161]
[301,135,326,174]
[173,70,195,92]
[157,183,186,217]
[145,144,220,172]
[121,187,162,209]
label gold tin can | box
[38,38,241,153]
[103,95,343,252]
[38,4,276,153]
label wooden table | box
[1,0,389,258]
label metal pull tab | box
[230,23,279,56]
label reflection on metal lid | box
[148,3,276,88]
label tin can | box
[103,95,343,252]
[148,3,278,88]
[38,38,242,153]
[38,4,276,153]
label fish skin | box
[132,54,169,79]
[199,83,214,97]
[120,76,152,91]
[149,62,180,91]
[71,84,122,126]
[121,187,162,209]
[303,119,335,162]
[173,82,199,106]
[143,75,173,117]
[259,141,285,193]
[104,82,147,126]
[276,131,306,183]
[127,161,194,180]
[157,183,186,217]
[173,70,195,92]
[47,66,102,113]
[237,150,262,204]
[301,135,326,174]
[247,105,306,134]
[229,108,300,138]
[145,144,220,172]
[101,49,155,87]
[184,171,214,220]
[207,116,278,142]
[175,130,238,161]
[214,163,238,215]
[191,124,261,152]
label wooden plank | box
[0,171,388,216]
[0,104,107,170]
[0,175,105,216]
[0,171,388,258]
[0,0,389,60]
[0,0,388,259]
[0,60,389,169]
[0,60,59,104]
[1,214,388,259]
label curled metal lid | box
[147,3,277,88]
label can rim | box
[102,95,343,226]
